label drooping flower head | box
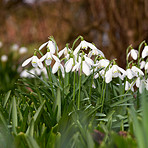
[142,46,148,59]
[73,39,105,57]
[127,49,138,60]
[105,64,126,83]
[22,51,43,69]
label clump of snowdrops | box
[22,36,148,110]
[1,36,148,148]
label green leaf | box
[25,135,40,148]
[3,90,11,108]
[26,118,34,137]
[33,100,45,124]
[12,96,18,135]
[110,97,133,107]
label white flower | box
[127,49,138,60]
[40,51,53,66]
[22,55,43,69]
[20,69,31,78]
[1,55,8,62]
[142,46,148,58]
[11,44,19,51]
[126,69,136,79]
[65,58,74,73]
[19,47,28,54]
[140,61,145,69]
[52,55,65,77]
[58,47,71,59]
[126,66,144,79]
[105,65,126,83]
[73,40,104,57]
[93,59,110,68]
[39,40,57,54]
[72,55,93,76]
[131,66,144,76]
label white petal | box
[73,43,81,55]
[39,41,48,50]
[22,57,33,67]
[82,61,91,76]
[140,61,145,69]
[126,69,133,79]
[52,55,60,63]
[52,62,59,74]
[132,66,144,76]
[142,46,148,58]
[58,48,65,57]
[47,41,56,54]
[38,61,43,69]
[65,58,73,73]
[105,69,113,83]
[145,62,148,70]
[125,81,130,91]
[117,66,126,76]
[40,53,47,62]
[72,62,80,72]
[136,77,141,88]
[60,64,65,77]
[131,49,138,60]
[84,56,94,65]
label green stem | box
[73,71,76,103]
[126,44,132,69]
[100,82,106,113]
[138,40,145,68]
[78,60,83,110]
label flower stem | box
[73,71,76,103]
[138,40,145,68]
[78,60,83,110]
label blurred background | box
[0,0,148,67]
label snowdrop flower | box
[22,53,43,69]
[58,47,71,59]
[73,40,104,57]
[11,44,19,51]
[93,59,110,68]
[131,66,144,76]
[127,49,138,60]
[105,65,126,83]
[52,55,65,77]
[20,69,32,78]
[140,61,145,69]
[39,40,57,54]
[1,55,8,62]
[142,46,148,58]
[40,51,53,66]
[126,68,136,79]
[72,54,94,76]
[19,47,28,54]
